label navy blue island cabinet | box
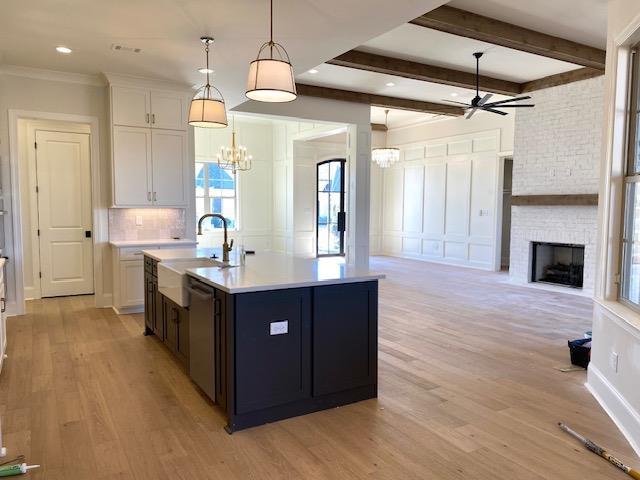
[187,275,378,433]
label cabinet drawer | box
[234,288,311,414]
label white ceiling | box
[370,106,443,128]
[359,26,580,83]
[0,0,448,108]
[449,0,608,49]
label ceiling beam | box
[371,123,388,132]
[520,67,604,92]
[410,6,606,70]
[328,50,521,96]
[295,84,465,116]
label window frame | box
[195,161,238,231]
[619,44,640,308]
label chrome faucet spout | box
[197,213,233,262]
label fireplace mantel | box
[511,194,598,206]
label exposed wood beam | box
[295,84,465,116]
[410,6,606,70]
[328,50,520,96]
[371,123,388,132]
[520,67,604,93]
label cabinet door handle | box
[151,113,155,124]
[152,192,157,202]
[146,113,150,124]
[186,286,212,301]
[1,298,5,313]
[147,191,151,202]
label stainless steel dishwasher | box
[186,278,216,401]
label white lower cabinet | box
[112,246,151,313]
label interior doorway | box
[316,159,346,257]
[34,129,94,297]
[501,157,513,270]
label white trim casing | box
[8,110,108,314]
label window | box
[621,46,640,305]
[316,159,346,256]
[195,162,237,231]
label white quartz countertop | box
[185,251,384,294]
[109,239,197,248]
[141,247,219,261]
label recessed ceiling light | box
[450,92,459,97]
[386,82,395,87]
[308,69,319,74]
[198,68,214,74]
[56,46,72,54]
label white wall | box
[373,124,506,270]
[0,71,111,313]
[587,0,640,457]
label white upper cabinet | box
[112,126,153,206]
[107,75,192,207]
[111,86,187,131]
[111,87,151,128]
[152,130,188,206]
[150,91,187,130]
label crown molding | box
[0,64,106,86]
[103,72,193,93]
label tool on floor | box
[558,422,640,479]
[0,463,39,477]
[0,458,24,468]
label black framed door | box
[316,159,346,257]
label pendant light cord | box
[205,42,210,88]
[270,0,274,57]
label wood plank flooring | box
[0,256,637,479]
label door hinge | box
[37,229,40,236]
[34,142,37,150]
[35,185,39,194]
[39,272,42,278]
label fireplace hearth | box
[531,242,584,288]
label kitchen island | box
[141,248,383,432]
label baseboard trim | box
[112,305,144,315]
[586,365,640,457]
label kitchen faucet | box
[197,213,234,263]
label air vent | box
[111,44,142,54]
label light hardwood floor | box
[0,256,637,479]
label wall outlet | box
[610,351,619,373]
[135,215,143,226]
[270,320,288,336]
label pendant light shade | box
[246,0,297,103]
[189,37,228,128]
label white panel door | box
[402,165,424,234]
[150,91,187,130]
[113,126,152,206]
[111,86,151,128]
[151,129,188,206]
[35,130,94,297]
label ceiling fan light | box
[246,57,296,102]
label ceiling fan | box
[444,52,535,119]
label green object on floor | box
[0,464,40,476]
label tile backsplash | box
[109,208,187,241]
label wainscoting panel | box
[379,129,502,271]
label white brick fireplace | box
[509,76,603,295]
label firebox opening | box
[531,242,585,289]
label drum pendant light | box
[246,0,297,103]
[189,36,228,128]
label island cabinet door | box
[143,269,154,334]
[234,288,312,414]
[312,282,378,396]
[153,277,164,340]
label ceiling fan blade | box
[487,104,535,108]
[484,96,533,107]
[482,107,509,116]
[440,99,472,106]
[478,93,493,106]
[466,108,478,119]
